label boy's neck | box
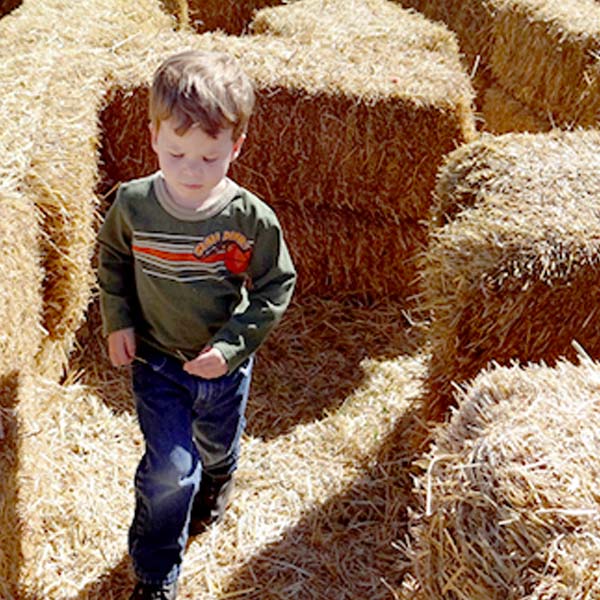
[154,173,236,221]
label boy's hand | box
[108,327,136,367]
[183,347,227,379]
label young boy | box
[97,50,296,600]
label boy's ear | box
[231,133,246,161]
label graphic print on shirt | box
[132,230,253,282]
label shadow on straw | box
[220,405,428,599]
[72,554,134,600]
[71,297,422,441]
[247,297,422,440]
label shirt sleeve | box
[97,192,136,335]
[209,211,296,372]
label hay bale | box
[394,0,501,73]
[252,0,459,57]
[0,189,44,376]
[25,54,106,378]
[482,83,553,134]
[491,0,600,127]
[0,0,176,377]
[422,130,600,418]
[0,0,173,53]
[99,3,474,298]
[278,204,427,298]
[101,7,475,222]
[403,357,600,599]
[0,51,54,378]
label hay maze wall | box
[1,0,599,598]
[0,0,469,598]
[396,0,600,133]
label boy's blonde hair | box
[149,50,255,140]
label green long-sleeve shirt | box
[97,171,296,372]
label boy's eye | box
[169,152,183,159]
[204,157,217,163]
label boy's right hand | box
[107,327,136,367]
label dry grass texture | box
[0,0,176,378]
[397,0,600,131]
[0,0,469,597]
[4,0,599,598]
[492,0,600,127]
[481,84,552,134]
[423,129,600,418]
[394,0,500,68]
[402,356,600,599]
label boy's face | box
[150,117,244,208]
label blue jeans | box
[128,347,253,585]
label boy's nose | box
[182,159,204,177]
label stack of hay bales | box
[421,129,600,418]
[0,0,176,379]
[0,2,176,595]
[396,0,600,133]
[402,357,600,599]
[101,0,475,299]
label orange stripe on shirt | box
[133,245,197,262]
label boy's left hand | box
[183,346,228,379]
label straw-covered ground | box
[2,0,600,598]
[11,297,428,600]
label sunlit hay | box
[394,0,501,76]
[0,51,52,378]
[188,0,283,35]
[21,296,426,599]
[0,1,176,379]
[249,0,476,223]
[16,374,141,599]
[24,53,108,379]
[0,190,44,377]
[481,83,553,134]
[0,0,174,54]
[252,0,459,58]
[421,129,600,419]
[100,18,475,224]
[491,0,600,128]
[402,357,600,600]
